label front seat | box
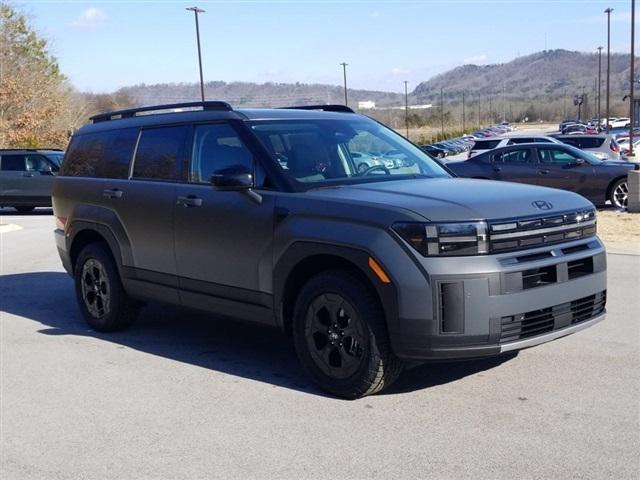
[287,143,326,182]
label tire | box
[14,206,35,214]
[74,242,139,332]
[292,269,403,399]
[609,178,628,209]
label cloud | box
[71,7,108,30]
[463,54,488,65]
[391,67,410,76]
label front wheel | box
[610,178,628,209]
[74,242,139,332]
[292,270,402,399]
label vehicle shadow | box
[0,271,516,399]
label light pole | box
[477,93,481,128]
[440,87,444,137]
[340,62,348,106]
[629,0,636,156]
[462,90,466,132]
[404,80,409,139]
[186,6,206,102]
[605,7,614,130]
[502,82,506,122]
[597,46,603,122]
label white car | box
[607,117,630,129]
[468,135,561,158]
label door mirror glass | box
[211,165,254,191]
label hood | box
[304,178,593,222]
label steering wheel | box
[359,164,391,176]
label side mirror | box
[211,165,253,191]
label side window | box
[1,155,26,171]
[25,155,53,172]
[102,128,139,178]
[494,149,531,164]
[190,123,253,183]
[133,126,189,181]
[60,128,138,178]
[539,149,578,164]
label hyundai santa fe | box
[53,102,607,398]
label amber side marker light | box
[368,257,391,284]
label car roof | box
[76,103,363,136]
[0,148,64,153]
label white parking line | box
[0,223,23,234]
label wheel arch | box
[273,242,398,337]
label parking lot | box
[1,211,638,479]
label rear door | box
[490,147,539,185]
[0,154,52,203]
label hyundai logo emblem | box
[532,200,553,210]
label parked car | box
[53,101,609,398]
[608,117,630,129]
[562,123,589,135]
[616,137,640,156]
[468,135,561,158]
[419,144,448,158]
[554,134,621,160]
[0,148,64,213]
[350,152,394,173]
[448,142,637,208]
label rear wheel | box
[14,206,35,214]
[610,178,628,209]
[74,242,139,332]
[292,270,402,399]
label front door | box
[173,122,275,323]
[535,147,595,199]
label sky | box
[16,0,640,93]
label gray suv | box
[53,102,607,398]
[1,148,64,212]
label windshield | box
[249,118,450,186]
[46,152,64,167]
[563,144,604,164]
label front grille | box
[500,291,606,343]
[489,209,596,253]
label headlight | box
[393,221,489,256]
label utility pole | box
[440,87,444,137]
[462,90,466,132]
[502,82,506,121]
[186,6,206,102]
[340,62,348,106]
[605,8,614,130]
[630,0,636,156]
[597,46,603,122]
[404,80,409,139]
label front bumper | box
[389,237,607,360]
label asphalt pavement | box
[1,211,639,479]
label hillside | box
[118,81,403,109]
[413,49,639,103]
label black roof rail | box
[0,148,64,152]
[281,104,355,113]
[90,101,233,123]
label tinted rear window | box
[561,137,604,149]
[1,154,26,171]
[473,140,501,150]
[132,126,189,181]
[61,128,139,178]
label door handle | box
[493,167,502,172]
[538,169,550,175]
[22,172,35,177]
[177,195,203,207]
[103,188,123,199]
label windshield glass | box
[249,118,450,186]
[564,144,604,164]
[46,153,64,167]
